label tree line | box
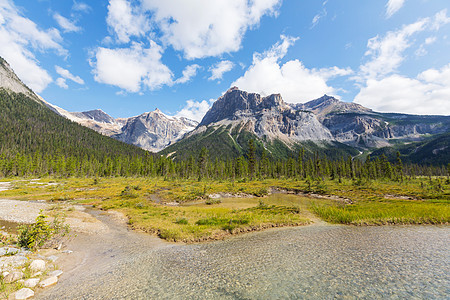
[0,89,447,180]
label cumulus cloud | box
[354,11,450,115]
[0,0,67,92]
[92,41,172,92]
[232,35,352,103]
[56,77,68,89]
[176,99,212,122]
[141,0,281,59]
[174,64,200,84]
[55,66,84,85]
[357,19,428,82]
[385,0,405,18]
[53,13,81,33]
[106,0,150,43]
[354,64,450,115]
[208,60,234,81]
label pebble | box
[31,271,42,277]
[29,259,46,272]
[13,288,34,300]
[46,255,58,262]
[3,271,23,283]
[39,276,58,288]
[48,270,63,277]
[24,278,40,288]
[62,250,73,254]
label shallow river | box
[37,210,449,300]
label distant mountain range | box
[1,56,448,164]
[162,87,449,162]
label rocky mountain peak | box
[77,109,116,124]
[199,88,288,126]
[296,94,372,120]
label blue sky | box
[0,0,449,120]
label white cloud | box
[232,35,352,103]
[53,13,81,33]
[385,0,405,19]
[431,9,450,30]
[354,64,450,115]
[141,0,281,59]
[55,66,84,85]
[425,36,437,45]
[311,1,328,28]
[357,19,428,82]
[174,64,200,84]
[56,77,68,89]
[92,41,172,92]
[176,99,212,122]
[0,0,67,92]
[353,11,450,115]
[72,1,91,13]
[106,0,150,44]
[208,60,234,81]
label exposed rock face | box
[0,57,38,102]
[114,109,198,152]
[298,94,449,148]
[197,87,333,143]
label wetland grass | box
[0,176,448,242]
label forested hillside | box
[370,133,450,166]
[0,89,156,177]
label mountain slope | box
[161,88,357,160]
[44,97,197,152]
[369,133,450,166]
[161,87,449,162]
[113,109,198,152]
[0,56,156,176]
[300,95,450,148]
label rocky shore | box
[0,246,67,300]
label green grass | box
[0,176,448,242]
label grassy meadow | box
[0,176,448,242]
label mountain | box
[43,101,125,136]
[113,109,198,152]
[370,133,450,166]
[299,95,449,148]
[0,56,156,177]
[43,90,197,152]
[0,57,40,102]
[161,87,358,160]
[161,87,449,161]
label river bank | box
[38,217,450,299]
[0,193,448,299]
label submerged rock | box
[39,276,58,288]
[13,288,34,300]
[24,278,40,288]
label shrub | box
[18,212,70,250]
[175,218,189,225]
[205,198,221,205]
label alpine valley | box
[1,56,449,164]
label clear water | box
[42,223,449,299]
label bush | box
[205,198,221,205]
[175,218,188,225]
[18,212,70,250]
